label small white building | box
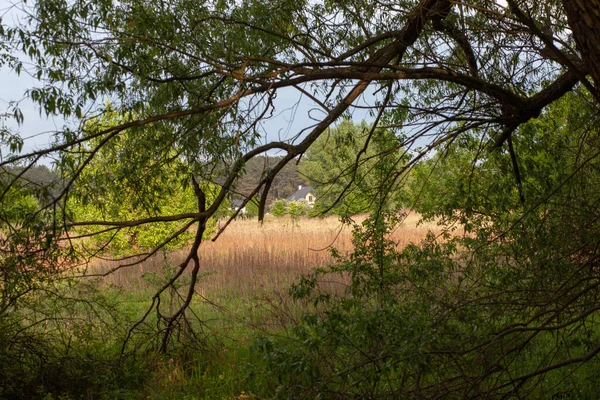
[230,199,246,214]
[288,185,316,206]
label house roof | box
[231,199,245,208]
[288,185,314,201]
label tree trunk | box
[562,0,600,97]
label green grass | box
[7,269,600,400]
[89,285,282,400]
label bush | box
[255,205,600,399]
[244,197,260,218]
[270,199,288,217]
[288,200,309,221]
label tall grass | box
[92,212,437,298]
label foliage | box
[255,91,600,398]
[65,108,222,256]
[243,196,260,218]
[287,200,309,221]
[0,177,59,325]
[0,184,39,227]
[0,279,156,399]
[0,0,600,397]
[268,199,310,221]
[270,199,288,217]
[300,119,408,216]
[410,90,600,231]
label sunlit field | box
[93,211,439,298]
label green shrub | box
[270,199,288,217]
[287,200,309,222]
[255,207,600,399]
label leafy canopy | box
[65,108,223,255]
[300,119,408,216]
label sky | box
[1,0,61,160]
[1,60,378,164]
[1,65,62,154]
[1,68,376,161]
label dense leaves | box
[64,108,224,256]
[300,119,408,216]
[260,89,600,398]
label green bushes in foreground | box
[248,93,600,398]
[253,212,600,398]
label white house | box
[288,185,316,206]
[230,199,246,214]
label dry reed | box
[92,211,439,297]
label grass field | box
[95,211,439,298]
[12,213,598,399]
[66,212,444,399]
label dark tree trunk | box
[562,0,600,96]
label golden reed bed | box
[93,212,439,296]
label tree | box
[0,184,39,227]
[287,199,309,222]
[1,0,600,386]
[66,108,221,256]
[270,199,288,217]
[299,119,407,215]
[266,91,600,398]
[562,0,600,97]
